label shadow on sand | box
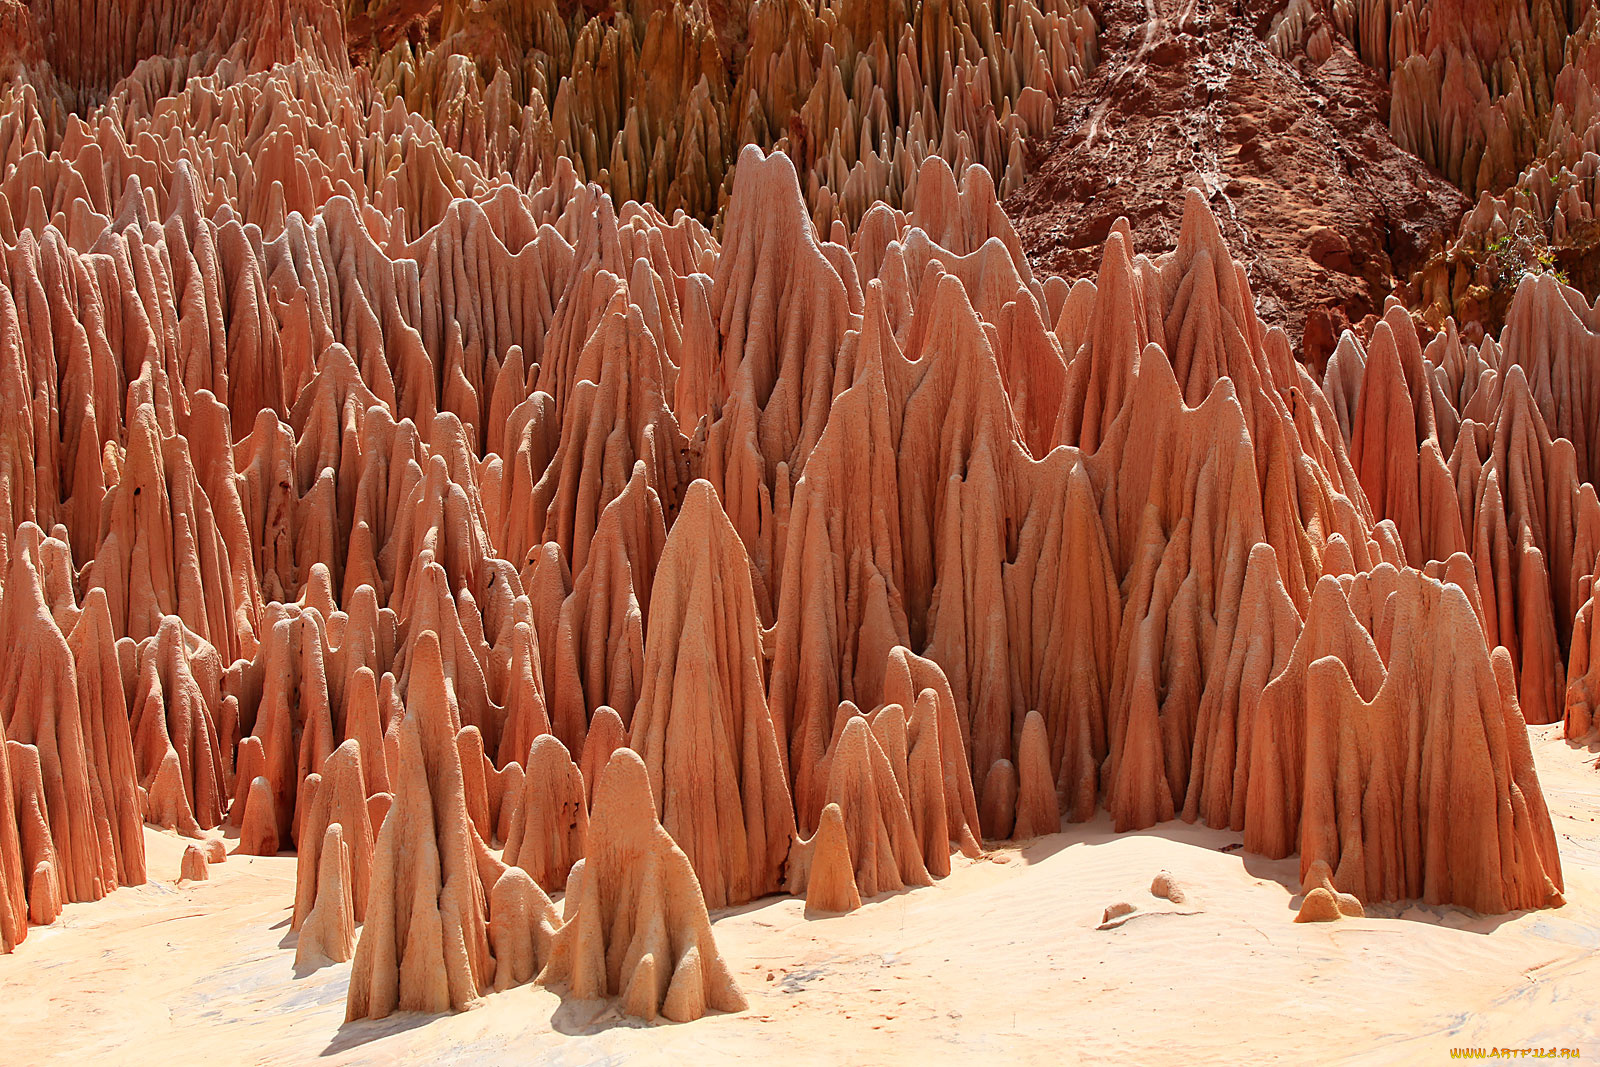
[967,809,1534,934]
[322,1009,437,1056]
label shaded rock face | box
[1275,0,1600,335]
[1006,0,1470,369]
[304,0,1097,230]
[0,0,1588,1036]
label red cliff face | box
[1006,0,1472,369]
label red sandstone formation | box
[800,803,862,915]
[501,733,586,893]
[788,712,933,903]
[293,741,375,928]
[0,720,22,951]
[296,822,356,968]
[546,466,663,752]
[878,648,983,869]
[71,589,146,886]
[347,0,1096,230]
[1013,710,1061,839]
[1297,573,1563,911]
[0,535,124,906]
[488,865,559,993]
[131,617,227,837]
[1338,288,1600,733]
[0,6,1587,1042]
[539,749,746,1023]
[9,740,61,924]
[578,706,627,807]
[347,633,490,1018]
[629,479,794,909]
[1296,858,1365,922]
[179,843,208,883]
[228,605,337,848]
[237,777,281,856]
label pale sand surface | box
[6,725,1598,1066]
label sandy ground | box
[5,724,1598,1066]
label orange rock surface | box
[0,0,1589,1049]
[538,749,746,1023]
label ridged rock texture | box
[785,711,933,903]
[0,0,1584,1038]
[501,732,586,893]
[293,739,375,928]
[295,822,357,968]
[345,633,491,1018]
[349,0,1098,231]
[538,748,747,1023]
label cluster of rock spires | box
[344,0,1097,231]
[0,0,1588,1030]
[1270,0,1591,194]
[1268,0,1600,332]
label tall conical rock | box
[502,733,587,893]
[0,536,114,902]
[346,632,491,1020]
[129,616,227,836]
[295,822,356,969]
[1299,573,1563,912]
[629,479,794,909]
[293,740,375,928]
